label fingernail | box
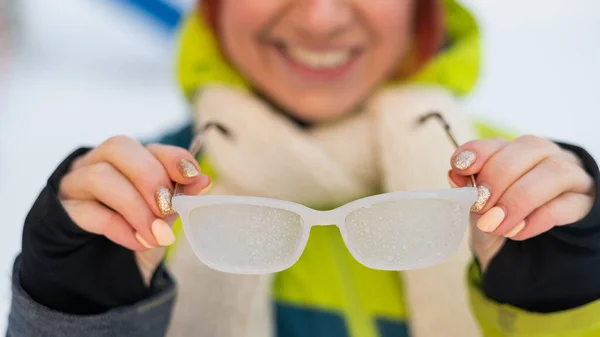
[504,220,526,238]
[471,185,491,212]
[135,232,155,249]
[151,218,176,246]
[453,150,476,170]
[476,206,505,232]
[447,171,459,188]
[177,159,200,178]
[155,187,176,216]
[198,179,213,195]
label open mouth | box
[273,41,362,80]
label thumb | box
[447,171,504,272]
[137,179,213,285]
[135,246,166,286]
[469,214,505,273]
[135,214,179,286]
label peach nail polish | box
[197,179,213,195]
[453,150,476,170]
[135,232,155,249]
[477,206,505,232]
[504,220,526,238]
[447,171,459,188]
[151,218,176,246]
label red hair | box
[199,0,219,34]
[406,0,445,76]
[198,0,444,78]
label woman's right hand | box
[58,135,212,279]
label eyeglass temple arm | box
[174,114,473,195]
[417,112,477,188]
[173,122,233,196]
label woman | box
[9,0,600,336]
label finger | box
[183,176,213,195]
[447,170,469,188]
[451,137,509,175]
[146,143,210,185]
[509,192,594,241]
[61,199,145,251]
[484,155,594,236]
[562,147,587,166]
[60,162,159,246]
[469,135,563,213]
[74,136,175,217]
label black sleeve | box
[19,148,162,315]
[483,142,600,313]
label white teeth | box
[286,47,351,69]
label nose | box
[293,0,353,40]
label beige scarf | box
[167,86,482,337]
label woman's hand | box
[448,135,596,271]
[58,136,211,280]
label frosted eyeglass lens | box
[344,199,470,270]
[187,204,304,273]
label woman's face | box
[219,0,416,122]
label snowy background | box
[1,0,599,331]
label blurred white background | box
[1,0,599,331]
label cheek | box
[219,0,281,81]
[219,1,271,59]
[363,1,415,64]
[220,0,270,31]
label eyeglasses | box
[171,112,478,274]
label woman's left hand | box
[448,135,596,271]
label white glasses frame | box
[171,112,478,274]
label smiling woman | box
[6,1,600,337]
[207,0,443,121]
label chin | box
[287,105,353,123]
[284,97,361,123]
